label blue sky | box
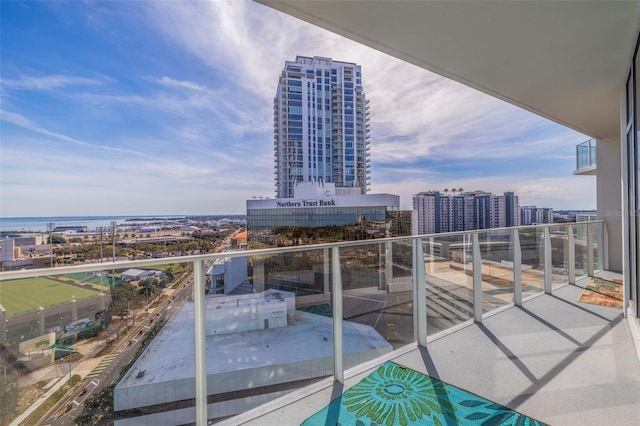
[0,0,595,217]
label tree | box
[110,283,143,315]
[0,374,18,423]
[47,235,67,244]
[74,385,114,425]
[138,278,158,296]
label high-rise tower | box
[274,56,370,198]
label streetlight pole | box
[98,227,104,263]
[47,222,55,268]
[111,221,117,290]
[111,221,117,263]
[55,348,75,384]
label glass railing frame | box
[0,220,606,423]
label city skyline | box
[1,1,594,217]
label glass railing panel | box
[518,227,545,298]
[477,230,514,313]
[576,138,596,169]
[574,223,589,282]
[591,222,604,272]
[339,241,412,370]
[550,225,570,289]
[232,248,334,413]
[387,239,416,347]
[423,234,474,335]
[577,143,590,169]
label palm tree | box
[443,188,449,196]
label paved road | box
[38,278,193,426]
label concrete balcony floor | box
[228,283,640,426]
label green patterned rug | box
[302,362,547,426]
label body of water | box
[0,215,186,233]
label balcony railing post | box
[323,248,330,295]
[193,260,207,425]
[413,238,428,346]
[544,227,553,293]
[568,224,576,284]
[331,246,344,383]
[512,229,523,306]
[472,233,482,322]
[587,223,594,276]
[603,222,609,271]
[428,237,435,274]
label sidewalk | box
[9,344,106,426]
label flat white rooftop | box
[115,298,392,412]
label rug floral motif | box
[578,277,623,309]
[302,362,547,426]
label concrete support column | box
[597,137,623,272]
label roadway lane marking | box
[86,353,119,378]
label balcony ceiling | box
[258,1,640,139]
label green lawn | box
[66,272,95,282]
[64,272,121,287]
[0,277,100,317]
[86,276,121,287]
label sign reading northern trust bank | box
[247,192,399,210]
[277,199,337,208]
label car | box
[79,387,88,396]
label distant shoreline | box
[0,214,246,233]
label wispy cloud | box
[1,74,106,91]
[1,109,164,161]
[143,76,208,92]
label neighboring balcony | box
[574,138,597,175]
[1,222,638,426]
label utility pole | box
[111,221,117,262]
[111,221,117,289]
[47,222,55,268]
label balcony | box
[574,138,597,175]
[1,222,637,425]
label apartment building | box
[273,56,370,198]
[520,205,554,225]
[412,190,519,234]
